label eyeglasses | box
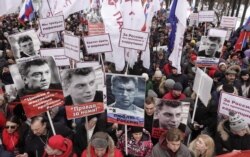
[5,125,16,129]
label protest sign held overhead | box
[9,56,64,118]
[198,10,215,22]
[76,62,100,68]
[39,15,65,35]
[208,28,228,38]
[8,29,41,60]
[40,48,70,67]
[60,67,104,119]
[106,74,146,127]
[220,16,237,29]
[152,98,190,138]
[64,34,80,61]
[189,13,199,26]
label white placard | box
[198,10,215,22]
[83,34,112,54]
[219,92,250,124]
[119,28,149,51]
[40,48,70,66]
[208,28,228,38]
[189,13,199,26]
[220,16,237,29]
[76,62,100,68]
[39,15,65,35]
[64,34,80,61]
[193,68,213,107]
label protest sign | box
[189,13,199,26]
[8,29,41,60]
[220,16,237,29]
[106,74,146,127]
[9,56,64,118]
[198,10,214,22]
[64,34,80,61]
[65,102,104,119]
[83,34,112,54]
[119,28,149,51]
[208,28,228,38]
[40,48,70,66]
[152,98,190,138]
[219,92,250,124]
[39,15,65,35]
[76,62,100,68]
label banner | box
[65,102,104,119]
[218,92,250,124]
[64,34,80,61]
[39,15,65,34]
[9,56,64,118]
[40,48,70,66]
[119,29,149,51]
[152,98,190,138]
[76,62,100,68]
[220,16,237,29]
[208,28,228,38]
[83,34,112,54]
[198,10,215,22]
[106,74,146,127]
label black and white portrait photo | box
[8,29,40,60]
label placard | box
[219,92,250,124]
[189,13,199,26]
[198,10,215,22]
[40,48,70,66]
[208,28,228,38]
[220,16,237,29]
[119,28,149,51]
[76,62,100,68]
[39,15,65,35]
[83,34,112,54]
[64,34,80,61]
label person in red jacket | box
[81,131,123,157]
[162,82,186,100]
[42,135,77,157]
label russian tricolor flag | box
[18,0,34,25]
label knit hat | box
[154,68,162,78]
[225,69,237,75]
[218,62,227,68]
[130,126,143,133]
[173,82,183,91]
[229,112,248,132]
[191,40,196,44]
[91,132,109,149]
[142,73,149,81]
[147,89,158,98]
[48,135,67,151]
[164,79,175,89]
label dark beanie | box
[130,126,143,133]
[173,82,183,91]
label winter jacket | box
[42,138,77,157]
[81,146,123,157]
[117,129,153,157]
[151,132,192,157]
[215,120,250,155]
[162,91,186,100]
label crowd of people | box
[0,4,250,157]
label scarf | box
[2,128,20,152]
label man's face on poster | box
[24,64,51,91]
[112,80,136,109]
[158,105,182,130]
[68,72,97,104]
[205,38,219,57]
[19,39,35,56]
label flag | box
[167,0,178,52]
[243,16,250,31]
[0,0,22,16]
[18,0,34,25]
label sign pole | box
[125,124,128,155]
[46,111,56,135]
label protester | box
[144,97,155,134]
[215,112,250,155]
[162,82,186,100]
[239,69,250,98]
[42,135,77,157]
[81,131,123,157]
[188,134,215,157]
[151,128,192,157]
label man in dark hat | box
[162,82,186,100]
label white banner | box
[0,0,22,16]
[219,92,250,124]
[199,10,214,22]
[220,16,237,29]
[83,34,112,54]
[119,29,149,51]
[76,61,100,68]
[64,34,80,61]
[39,15,65,35]
[40,48,70,66]
[208,28,228,38]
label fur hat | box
[48,135,67,151]
[225,69,237,75]
[91,132,109,149]
[229,112,248,132]
[173,82,183,91]
[142,73,149,81]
